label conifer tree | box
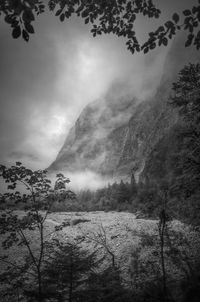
[169,63,200,224]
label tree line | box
[72,63,200,227]
[0,1,200,300]
[0,161,200,301]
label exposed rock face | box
[49,36,200,182]
[49,93,175,180]
[49,96,139,177]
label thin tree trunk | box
[16,286,20,302]
[159,208,167,301]
[110,251,115,267]
[37,269,42,302]
[69,255,73,302]
[160,217,167,300]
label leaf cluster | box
[1,0,200,53]
[142,2,200,53]
[0,0,45,41]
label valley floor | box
[1,210,200,301]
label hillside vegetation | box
[0,62,200,301]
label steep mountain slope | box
[49,96,139,176]
[49,36,200,182]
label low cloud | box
[48,170,110,191]
[0,0,193,174]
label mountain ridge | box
[49,35,200,183]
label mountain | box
[49,35,200,183]
[49,94,139,178]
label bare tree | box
[83,223,116,267]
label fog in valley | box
[0,0,190,171]
[0,1,200,302]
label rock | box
[48,35,200,183]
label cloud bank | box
[0,0,193,173]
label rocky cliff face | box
[49,36,200,182]
[49,96,139,177]
[49,93,175,180]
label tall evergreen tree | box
[169,63,200,224]
[29,240,99,302]
[84,266,132,302]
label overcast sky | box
[0,0,196,170]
